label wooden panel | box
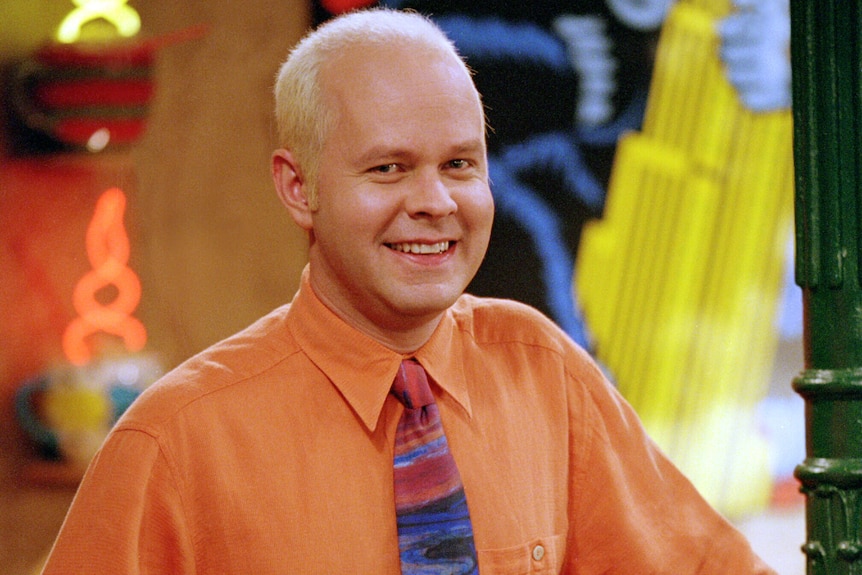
[132,0,311,367]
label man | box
[42,8,776,574]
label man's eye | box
[372,164,399,174]
[448,159,469,169]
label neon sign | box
[56,0,142,44]
[62,187,147,365]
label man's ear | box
[272,148,313,231]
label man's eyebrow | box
[450,139,486,156]
[354,146,413,167]
[353,139,486,167]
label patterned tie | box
[391,358,479,575]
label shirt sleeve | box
[41,427,195,575]
[564,356,777,575]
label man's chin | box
[386,289,463,321]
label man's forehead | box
[317,38,485,151]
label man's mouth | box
[387,241,451,255]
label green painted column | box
[790,0,862,572]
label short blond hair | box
[273,8,470,207]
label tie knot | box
[391,359,435,409]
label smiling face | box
[275,41,494,351]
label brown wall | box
[0,1,310,573]
[133,0,311,367]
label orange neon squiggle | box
[62,187,146,366]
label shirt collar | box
[286,266,473,433]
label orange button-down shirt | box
[43,269,775,574]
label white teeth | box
[389,241,449,254]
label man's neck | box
[307,274,446,355]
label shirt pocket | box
[477,534,564,574]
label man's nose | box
[406,170,458,217]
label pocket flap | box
[478,534,564,574]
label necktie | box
[391,358,479,575]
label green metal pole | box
[790,0,862,573]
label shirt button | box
[532,544,545,561]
